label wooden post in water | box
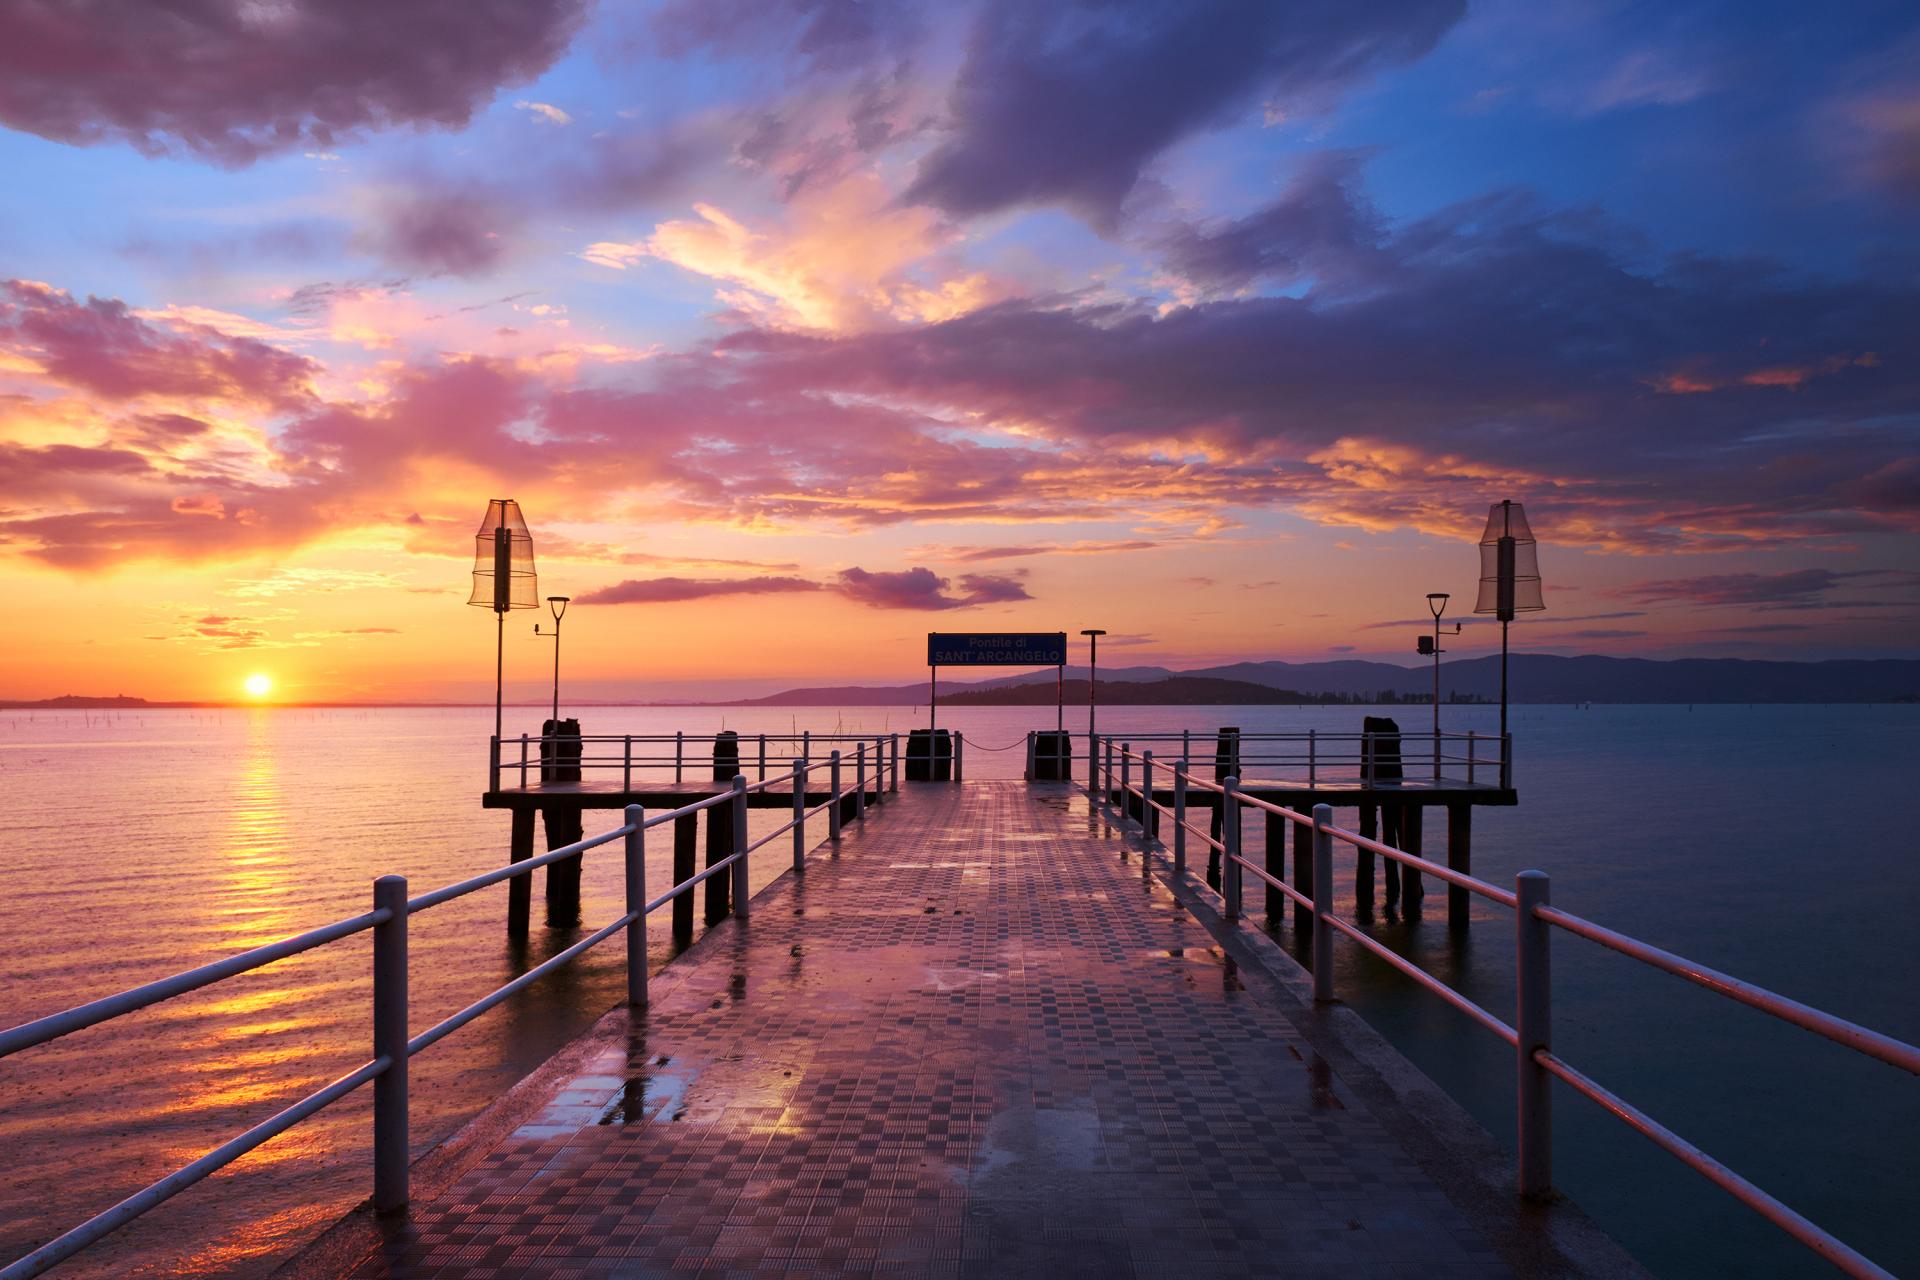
[1402,806,1425,907]
[508,808,535,936]
[1265,810,1286,923]
[705,732,739,924]
[1291,810,1312,933]
[672,813,697,946]
[1356,803,1377,916]
[1447,804,1471,928]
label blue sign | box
[928,632,1068,667]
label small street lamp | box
[535,596,571,724]
[1080,629,1106,774]
[1422,593,1460,780]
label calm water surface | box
[0,704,1915,1277]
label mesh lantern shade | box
[467,499,538,613]
[1475,500,1543,621]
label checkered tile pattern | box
[348,783,1507,1278]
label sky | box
[0,0,1916,702]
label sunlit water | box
[0,704,1914,1278]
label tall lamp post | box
[1473,500,1545,745]
[1080,628,1106,774]
[535,596,571,724]
[1421,593,1459,780]
[468,499,538,743]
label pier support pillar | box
[704,802,733,924]
[1356,803,1376,916]
[543,804,585,926]
[1265,811,1285,923]
[1447,804,1471,928]
[1403,807,1425,908]
[507,808,535,936]
[672,813,697,946]
[1291,811,1313,934]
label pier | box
[4,730,1916,1279]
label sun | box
[243,673,273,699]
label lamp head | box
[1080,628,1107,637]
[547,595,570,622]
[1427,592,1450,619]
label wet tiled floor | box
[350,783,1509,1278]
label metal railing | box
[487,732,903,792]
[0,744,899,1280]
[1085,728,1511,790]
[1092,737,1918,1280]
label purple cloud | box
[0,0,589,165]
[577,576,823,605]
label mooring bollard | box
[1312,804,1334,1003]
[624,804,647,1007]
[730,776,750,921]
[371,874,408,1212]
[1516,870,1552,1198]
[1172,760,1188,875]
[1025,730,1037,780]
[1222,777,1242,921]
[955,733,965,783]
[829,751,843,842]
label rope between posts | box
[956,733,1037,752]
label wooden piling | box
[1356,803,1376,915]
[672,812,697,946]
[507,807,534,936]
[704,802,732,924]
[1447,804,1471,928]
[1291,813,1312,933]
[1403,806,1425,907]
[1265,810,1285,923]
[542,805,584,925]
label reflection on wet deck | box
[335,782,1586,1279]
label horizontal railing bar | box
[408,827,631,914]
[1534,1050,1894,1280]
[644,852,743,912]
[0,910,387,1059]
[1233,792,1314,826]
[1228,854,1312,911]
[1321,822,1518,908]
[1323,914,1519,1045]
[1534,907,1920,1076]
[408,916,634,1057]
[0,1055,387,1280]
[747,815,802,852]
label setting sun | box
[242,674,272,699]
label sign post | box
[926,633,1070,778]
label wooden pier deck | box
[334,782,1632,1280]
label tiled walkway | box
[350,782,1510,1279]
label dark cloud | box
[651,0,922,72]
[361,185,521,277]
[577,576,823,605]
[1619,569,1920,608]
[905,0,1462,226]
[1154,151,1386,291]
[0,0,589,165]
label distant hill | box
[939,677,1407,706]
[730,655,1920,705]
[0,694,168,709]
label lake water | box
[1,704,1915,1278]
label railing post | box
[1120,744,1131,825]
[518,732,529,787]
[1026,730,1036,781]
[730,775,750,921]
[874,737,885,802]
[1312,804,1334,1004]
[1501,732,1513,791]
[1105,737,1114,800]
[803,730,812,766]
[1308,730,1317,787]
[675,730,683,783]
[758,733,767,781]
[1516,869,1552,1199]
[623,736,632,791]
[371,875,408,1213]
[1363,731,1375,787]
[829,751,843,842]
[890,733,899,792]
[955,732,965,783]
[489,735,501,792]
[1467,731,1476,786]
[1141,750,1156,860]
[855,743,867,821]
[1172,759,1188,875]
[793,758,808,871]
[1222,777,1242,920]
[624,805,647,1007]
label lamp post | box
[1080,629,1106,776]
[535,596,571,724]
[1474,500,1545,744]
[1422,593,1460,781]
[468,499,537,744]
